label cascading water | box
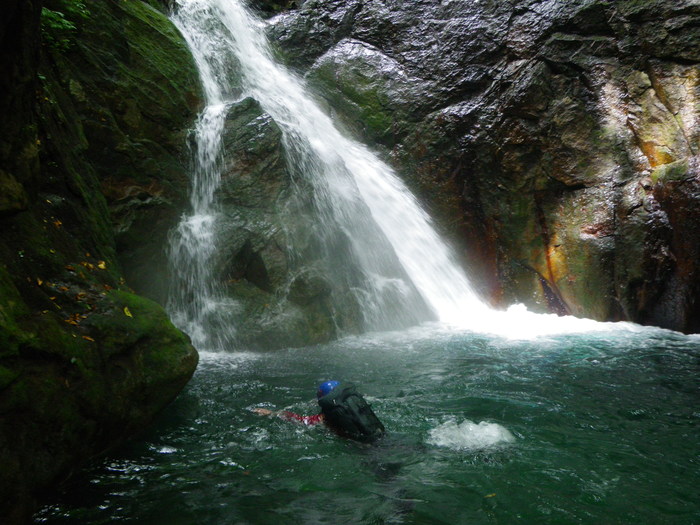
[168,0,630,348]
[167,2,237,351]
[167,104,237,351]
[168,0,488,348]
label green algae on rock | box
[39,0,203,305]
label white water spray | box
[428,418,516,451]
[167,3,237,351]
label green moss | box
[121,2,192,66]
[140,0,167,12]
[80,289,198,417]
[0,266,30,358]
[651,159,690,184]
[0,170,29,214]
[89,289,165,335]
[309,59,399,145]
[117,0,202,117]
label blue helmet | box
[317,380,340,399]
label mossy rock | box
[0,170,29,216]
[0,0,201,520]
[307,39,430,147]
[651,159,691,184]
[0,286,197,522]
[38,0,203,304]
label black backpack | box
[318,383,385,443]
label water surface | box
[37,323,700,524]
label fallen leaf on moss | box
[64,313,84,326]
[82,336,95,342]
[123,306,133,318]
[97,261,107,270]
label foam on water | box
[427,418,516,451]
[197,350,262,370]
[452,303,646,340]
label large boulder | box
[268,0,700,332]
[208,97,356,348]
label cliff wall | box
[0,1,200,521]
[265,0,700,331]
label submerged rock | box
[268,0,700,332]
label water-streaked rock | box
[270,0,700,332]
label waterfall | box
[168,0,487,350]
[167,3,236,351]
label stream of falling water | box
[167,0,640,350]
[167,0,491,351]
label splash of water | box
[428,418,516,451]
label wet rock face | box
[267,0,700,332]
[59,0,203,305]
[209,97,364,348]
[0,1,200,521]
[248,0,300,17]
